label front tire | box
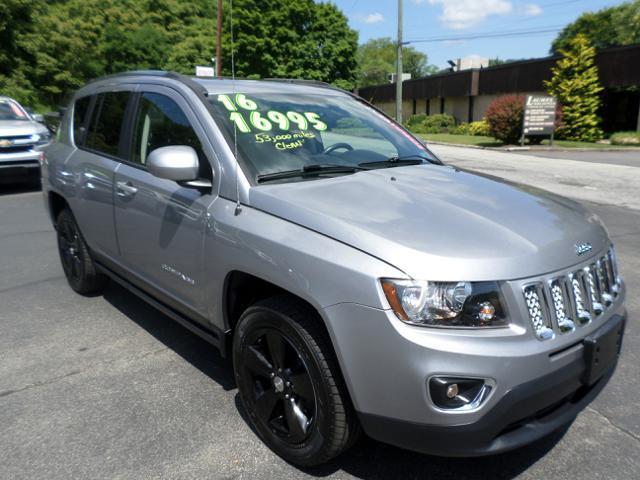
[233,295,359,466]
[56,208,106,295]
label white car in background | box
[0,96,52,184]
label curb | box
[423,140,640,153]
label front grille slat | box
[524,284,554,340]
[586,264,604,315]
[523,246,620,341]
[548,278,575,334]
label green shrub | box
[405,114,427,128]
[452,123,470,135]
[610,131,640,145]
[485,95,524,144]
[404,113,457,134]
[468,119,491,136]
[423,114,456,133]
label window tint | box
[86,92,130,156]
[73,96,91,145]
[131,93,208,177]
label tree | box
[0,0,358,108]
[1,0,216,108]
[551,1,640,53]
[545,34,604,142]
[356,37,437,87]
[0,0,44,106]
[220,0,358,89]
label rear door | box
[66,89,133,259]
[113,86,217,320]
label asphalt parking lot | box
[2,146,640,479]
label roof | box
[79,70,347,97]
[194,78,347,96]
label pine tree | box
[545,34,604,142]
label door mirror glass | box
[147,146,200,182]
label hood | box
[0,119,47,137]
[248,164,609,281]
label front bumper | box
[321,293,626,457]
[0,150,42,183]
[359,314,624,456]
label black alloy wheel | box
[241,328,316,444]
[233,295,359,466]
[56,209,106,294]
[58,214,83,284]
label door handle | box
[116,181,138,198]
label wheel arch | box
[48,190,70,226]
[224,270,322,330]
[222,270,336,355]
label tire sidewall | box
[56,210,86,291]
[233,306,333,464]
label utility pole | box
[216,0,223,77]
[395,0,404,122]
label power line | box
[406,26,564,44]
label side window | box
[86,91,130,157]
[72,96,91,146]
[131,92,210,178]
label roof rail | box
[84,70,187,85]
[262,78,347,92]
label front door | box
[113,88,216,320]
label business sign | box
[195,66,215,77]
[523,95,557,136]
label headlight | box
[381,279,507,328]
[33,131,52,145]
[37,132,51,145]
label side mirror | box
[147,146,201,182]
[33,113,45,123]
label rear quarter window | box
[72,96,91,146]
[85,92,130,157]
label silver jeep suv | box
[0,96,52,183]
[42,71,626,466]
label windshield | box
[0,99,29,121]
[208,92,434,183]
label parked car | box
[0,96,51,184]
[42,71,626,467]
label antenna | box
[229,0,242,216]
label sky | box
[332,0,627,69]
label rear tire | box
[56,208,106,294]
[233,295,359,466]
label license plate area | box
[583,316,625,386]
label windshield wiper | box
[256,164,367,184]
[359,154,441,169]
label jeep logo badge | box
[575,242,592,256]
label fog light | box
[429,377,492,410]
[446,383,458,399]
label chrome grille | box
[524,285,553,340]
[523,246,621,340]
